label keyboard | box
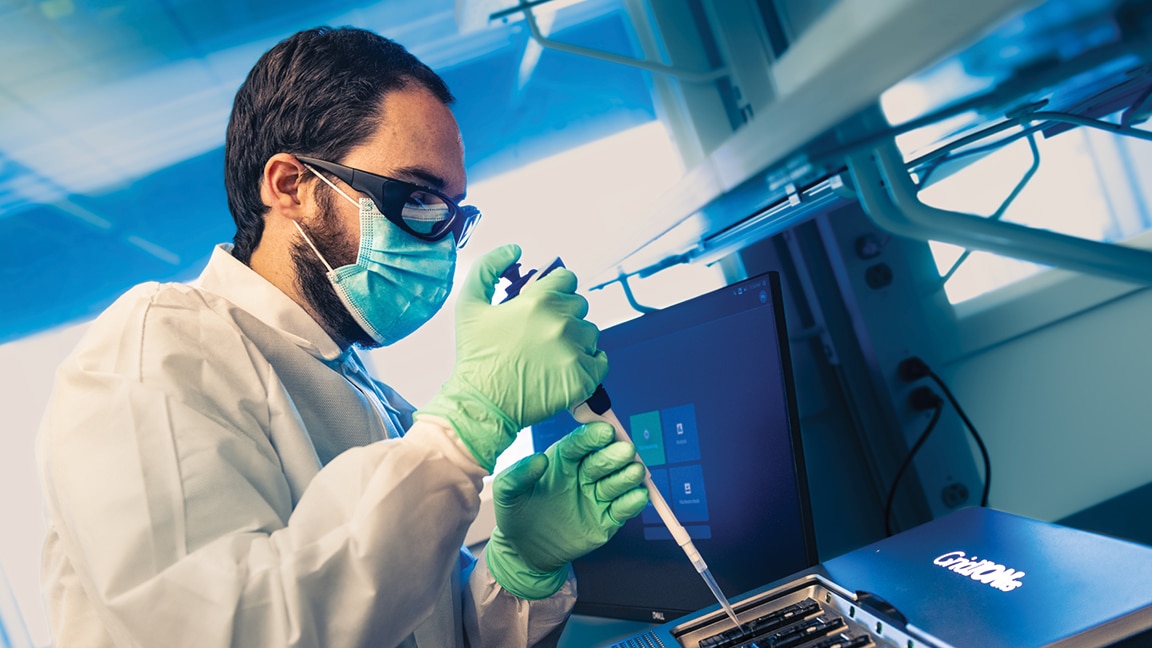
[612,575,928,648]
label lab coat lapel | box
[227,306,387,466]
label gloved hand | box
[485,422,650,599]
[416,244,608,472]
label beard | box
[291,188,378,349]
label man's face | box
[293,86,467,348]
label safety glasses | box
[296,155,480,248]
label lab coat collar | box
[196,244,347,363]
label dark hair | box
[224,26,455,264]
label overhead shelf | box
[553,0,1152,287]
[584,0,1042,283]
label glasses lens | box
[399,190,453,236]
[455,206,481,248]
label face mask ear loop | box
[295,162,359,273]
[293,221,336,273]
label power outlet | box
[941,482,970,509]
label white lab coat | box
[37,244,576,648]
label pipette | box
[571,387,743,630]
[501,258,743,630]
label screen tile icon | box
[668,463,709,523]
[661,403,701,464]
[630,410,665,466]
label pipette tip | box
[700,567,742,630]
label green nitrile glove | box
[416,244,609,472]
[486,422,650,599]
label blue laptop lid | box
[822,507,1152,647]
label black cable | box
[895,356,994,526]
[926,369,993,508]
[884,400,944,537]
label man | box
[37,26,649,647]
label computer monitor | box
[531,271,817,623]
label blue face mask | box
[295,170,456,347]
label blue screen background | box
[532,273,814,619]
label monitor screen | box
[532,271,816,623]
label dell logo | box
[933,551,1025,592]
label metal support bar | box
[520,4,728,83]
[939,132,1041,283]
[1032,111,1152,142]
[848,141,1152,285]
[617,272,658,314]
